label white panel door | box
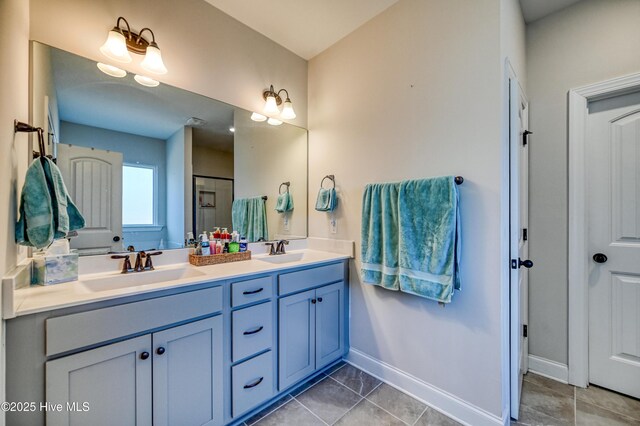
[587,92,640,399]
[57,144,123,254]
[510,77,531,420]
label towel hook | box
[321,174,335,189]
[279,182,290,194]
[14,120,47,160]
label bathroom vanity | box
[4,250,350,426]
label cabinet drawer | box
[231,276,273,308]
[232,302,273,362]
[232,351,274,417]
[46,286,222,356]
[279,263,344,296]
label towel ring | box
[320,175,335,189]
[279,182,290,194]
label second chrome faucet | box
[265,240,289,255]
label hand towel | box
[16,157,85,249]
[360,182,401,290]
[315,188,338,212]
[232,197,269,242]
[275,192,294,213]
[397,177,461,303]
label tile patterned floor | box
[513,372,640,426]
[242,362,462,426]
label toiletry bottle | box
[222,228,230,242]
[213,227,221,240]
[215,240,223,254]
[200,233,211,256]
[239,236,248,253]
[229,236,239,253]
[187,232,195,247]
[223,242,229,253]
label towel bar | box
[261,196,268,201]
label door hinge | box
[523,324,528,338]
[523,228,528,241]
[523,130,532,146]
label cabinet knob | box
[311,299,316,304]
[140,351,150,360]
[317,297,323,303]
[156,347,166,355]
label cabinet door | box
[153,316,223,426]
[46,335,152,426]
[316,282,345,369]
[279,289,316,390]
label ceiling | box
[51,48,235,152]
[519,0,584,23]
[204,0,400,60]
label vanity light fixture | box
[100,17,168,75]
[97,63,126,78]
[250,112,267,122]
[229,127,235,133]
[262,85,296,120]
[267,117,283,126]
[134,74,160,87]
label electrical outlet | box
[284,216,290,231]
[330,218,338,234]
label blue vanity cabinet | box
[278,262,347,391]
[45,316,224,426]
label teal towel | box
[315,188,338,212]
[361,183,400,290]
[16,157,85,249]
[360,176,461,303]
[275,192,294,213]
[398,177,461,303]
[232,197,269,241]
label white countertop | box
[5,249,351,318]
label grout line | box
[363,381,382,398]
[363,397,412,425]
[327,396,364,426]
[245,396,292,425]
[291,395,330,426]
[412,405,429,426]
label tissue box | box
[32,253,79,286]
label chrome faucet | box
[276,240,289,255]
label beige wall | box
[29,0,308,128]
[192,145,234,179]
[0,0,30,422]
[309,0,505,416]
[234,110,308,241]
[527,0,640,365]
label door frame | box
[568,71,640,387]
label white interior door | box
[57,144,123,255]
[510,77,531,420]
[586,91,640,399]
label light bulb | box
[100,30,132,63]
[263,94,280,115]
[97,63,126,78]
[267,118,283,126]
[250,112,267,122]
[134,74,160,87]
[280,98,296,120]
[140,45,168,75]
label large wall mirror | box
[30,41,308,255]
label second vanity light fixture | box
[251,85,296,125]
[98,16,168,87]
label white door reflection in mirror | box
[57,144,123,255]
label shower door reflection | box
[193,176,234,237]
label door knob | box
[113,236,121,242]
[593,253,608,264]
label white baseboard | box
[346,348,504,426]
[527,355,569,383]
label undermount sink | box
[255,252,306,264]
[78,267,206,293]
